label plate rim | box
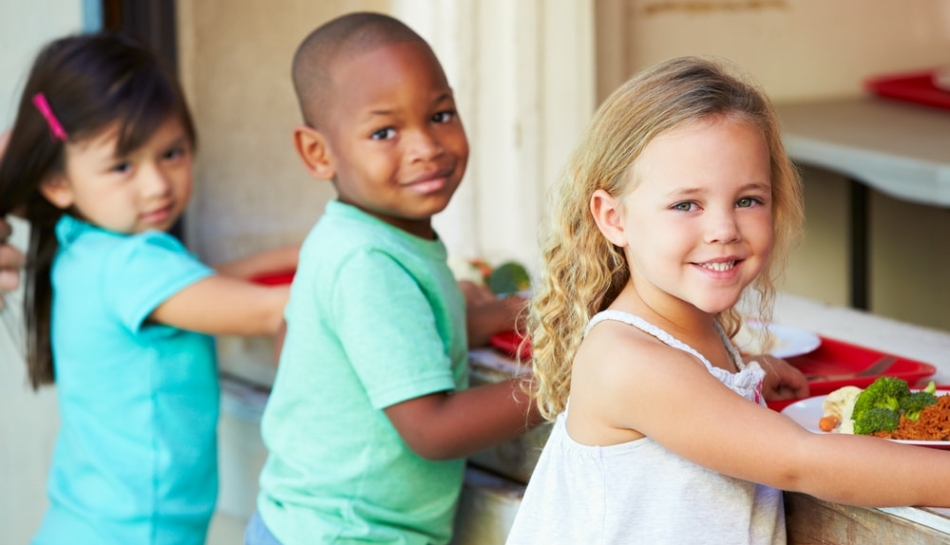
[742,320,822,358]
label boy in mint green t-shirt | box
[248,13,544,545]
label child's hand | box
[465,291,528,349]
[457,280,495,306]
[755,355,810,402]
[214,244,300,280]
[0,217,24,311]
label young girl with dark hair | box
[0,32,297,545]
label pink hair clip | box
[32,93,68,142]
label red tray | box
[784,336,935,395]
[865,70,950,111]
[250,269,296,286]
[489,330,532,361]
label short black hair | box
[291,12,429,128]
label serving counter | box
[465,292,950,544]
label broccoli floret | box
[852,377,910,419]
[900,387,938,421]
[853,406,900,435]
[922,380,937,395]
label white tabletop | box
[774,97,950,207]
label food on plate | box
[885,395,950,441]
[448,257,531,295]
[820,386,862,434]
[732,322,776,357]
[448,257,492,285]
[818,378,949,440]
[486,261,531,295]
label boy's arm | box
[466,295,527,348]
[383,376,545,461]
[459,279,527,348]
[214,244,300,280]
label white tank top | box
[505,310,785,545]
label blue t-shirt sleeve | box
[331,250,456,410]
[102,231,215,333]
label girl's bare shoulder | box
[575,317,703,385]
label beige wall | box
[176,0,392,265]
[594,0,950,332]
[595,0,950,103]
[177,0,595,275]
[176,0,950,332]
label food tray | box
[785,336,936,394]
[250,270,296,286]
[865,70,950,111]
[489,330,532,361]
[767,336,936,412]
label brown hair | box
[0,31,196,389]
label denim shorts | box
[244,510,283,545]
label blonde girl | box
[0,33,296,545]
[506,57,950,545]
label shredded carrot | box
[878,395,950,441]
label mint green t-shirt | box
[258,201,469,545]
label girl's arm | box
[150,276,289,337]
[383,376,544,461]
[213,244,300,280]
[580,327,950,508]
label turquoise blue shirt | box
[258,201,469,545]
[33,215,218,545]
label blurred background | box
[2,1,949,543]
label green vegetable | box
[486,261,531,295]
[853,406,900,435]
[900,381,938,421]
[850,377,939,434]
[852,376,909,417]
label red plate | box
[489,331,532,361]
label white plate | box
[781,393,950,449]
[734,321,821,358]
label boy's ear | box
[590,189,628,247]
[292,125,335,180]
[39,174,75,210]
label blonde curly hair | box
[527,57,804,420]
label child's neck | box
[611,284,719,345]
[611,284,739,372]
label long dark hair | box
[0,32,196,389]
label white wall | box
[0,3,85,544]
